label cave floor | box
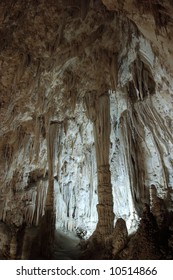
[52,230,81,260]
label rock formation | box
[0,0,173,259]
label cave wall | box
[0,0,173,258]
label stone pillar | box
[96,165,114,236]
[84,91,114,242]
[9,233,17,259]
[39,122,58,259]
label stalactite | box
[0,193,7,221]
[135,101,171,190]
[33,115,46,163]
[51,21,65,55]
[88,150,94,211]
[22,134,31,162]
[146,102,173,145]
[84,90,97,122]
[13,57,25,86]
[130,56,155,102]
[110,52,118,90]
[120,53,173,215]
[34,181,47,226]
[119,85,173,215]
[80,0,90,20]
[15,125,26,150]
[2,143,14,167]
[63,118,68,135]
[119,111,146,214]
[135,0,170,34]
[23,191,37,225]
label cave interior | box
[0,0,173,260]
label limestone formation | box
[84,91,114,243]
[112,218,128,257]
[0,0,173,259]
[118,205,162,260]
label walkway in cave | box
[52,230,81,260]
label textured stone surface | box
[0,0,173,259]
[118,205,163,260]
[112,218,128,257]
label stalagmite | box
[150,185,168,230]
[112,218,128,257]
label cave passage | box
[52,229,81,260]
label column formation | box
[96,164,114,236]
[40,122,58,258]
[84,91,114,241]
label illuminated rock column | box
[85,91,114,240]
[94,93,114,238]
[40,122,58,258]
